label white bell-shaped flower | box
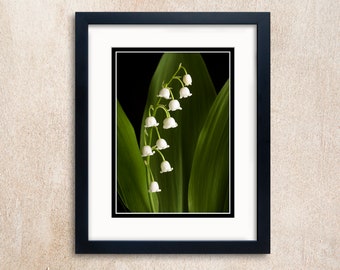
[144,116,159,128]
[160,160,173,173]
[149,181,161,192]
[157,88,171,99]
[168,99,182,111]
[163,117,178,129]
[179,87,192,99]
[183,74,192,86]
[141,145,155,157]
[156,138,170,150]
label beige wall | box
[0,0,339,269]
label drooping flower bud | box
[157,88,171,99]
[149,181,161,192]
[156,138,170,150]
[168,99,182,111]
[144,116,159,128]
[160,160,173,173]
[141,145,155,157]
[183,74,192,86]
[179,87,192,99]
[163,117,178,129]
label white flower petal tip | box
[160,160,173,173]
[141,145,155,157]
[163,117,178,129]
[179,87,192,99]
[183,74,192,86]
[149,181,161,192]
[157,88,171,99]
[144,116,159,128]
[156,138,170,150]
[168,100,182,111]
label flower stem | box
[155,126,161,139]
[180,65,188,74]
[148,192,156,212]
[145,117,158,212]
[146,157,156,212]
[143,128,147,145]
[174,76,184,87]
[148,105,154,117]
[149,165,155,182]
[155,97,162,107]
[165,63,183,87]
[153,104,170,118]
[169,89,175,100]
[155,148,166,161]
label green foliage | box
[117,101,158,212]
[139,53,217,212]
[188,81,230,212]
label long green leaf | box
[140,53,216,212]
[188,80,229,212]
[117,101,157,212]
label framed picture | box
[76,12,270,254]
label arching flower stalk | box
[141,63,192,204]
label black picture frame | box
[76,12,270,254]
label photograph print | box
[114,49,234,216]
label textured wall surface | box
[0,0,339,269]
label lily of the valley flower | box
[168,99,182,111]
[149,181,161,192]
[141,145,155,157]
[160,160,173,173]
[141,64,193,194]
[144,116,159,128]
[157,87,171,99]
[183,74,192,86]
[156,138,169,150]
[163,117,178,129]
[179,87,192,99]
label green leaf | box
[140,53,217,212]
[188,80,230,212]
[117,101,157,212]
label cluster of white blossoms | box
[141,63,193,193]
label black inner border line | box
[112,48,234,218]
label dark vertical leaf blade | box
[188,81,230,212]
[140,53,216,212]
[117,101,157,212]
